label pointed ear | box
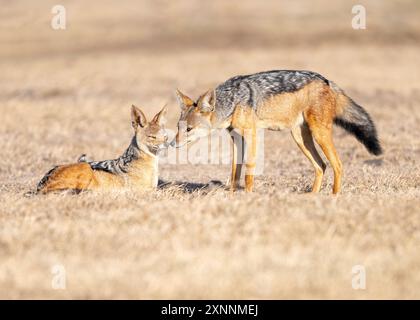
[131,105,147,131]
[152,105,167,126]
[199,89,216,112]
[175,89,194,110]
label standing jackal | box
[36,105,168,194]
[172,70,382,194]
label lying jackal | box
[36,105,168,194]
[173,70,382,194]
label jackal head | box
[171,89,216,148]
[131,105,168,154]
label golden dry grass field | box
[1,0,420,299]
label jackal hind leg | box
[291,122,326,193]
[306,121,343,194]
[38,163,96,194]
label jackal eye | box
[186,127,193,132]
[148,135,157,139]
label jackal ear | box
[175,89,194,110]
[199,89,216,113]
[131,105,147,130]
[152,105,167,126]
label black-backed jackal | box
[172,70,382,194]
[36,105,168,194]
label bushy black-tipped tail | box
[333,97,383,156]
[36,166,58,193]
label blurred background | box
[1,0,419,184]
[2,0,419,57]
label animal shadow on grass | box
[363,159,384,167]
[24,180,225,197]
[158,179,225,194]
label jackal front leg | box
[228,128,245,192]
[244,127,257,192]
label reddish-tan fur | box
[36,106,167,194]
[176,80,347,194]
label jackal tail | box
[331,82,383,156]
[36,166,59,193]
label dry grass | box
[1,0,420,299]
